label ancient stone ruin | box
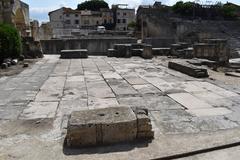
[66,106,154,148]
[60,49,88,59]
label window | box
[75,20,79,24]
[104,19,107,24]
[117,12,120,15]
[117,19,120,23]
[84,20,89,25]
[59,16,62,19]
[66,14,70,17]
[123,13,127,16]
[65,20,71,24]
[75,14,78,17]
[122,19,126,24]
[96,21,99,25]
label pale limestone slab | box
[58,99,88,116]
[168,93,213,110]
[102,71,123,79]
[182,82,207,93]
[192,81,239,97]
[20,102,59,119]
[107,79,138,96]
[133,84,161,94]
[66,76,84,82]
[188,108,232,117]
[88,97,119,109]
[35,77,66,102]
[192,91,235,107]
[84,73,104,81]
[39,77,66,91]
[124,76,148,85]
[87,81,115,98]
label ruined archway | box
[13,8,27,36]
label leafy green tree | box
[0,23,22,63]
[128,21,136,29]
[172,1,194,16]
[77,0,109,11]
[221,3,238,19]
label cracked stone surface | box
[0,55,240,160]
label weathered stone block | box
[152,48,171,56]
[137,131,154,139]
[60,49,88,59]
[107,49,116,57]
[132,49,143,57]
[23,63,29,68]
[66,106,137,147]
[114,44,132,58]
[168,61,209,78]
[102,121,137,144]
[138,123,152,132]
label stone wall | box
[143,37,175,48]
[41,37,137,55]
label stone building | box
[30,20,40,41]
[112,5,135,31]
[39,22,53,40]
[48,7,114,38]
[0,0,30,37]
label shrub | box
[0,23,22,63]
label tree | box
[0,23,22,63]
[77,0,109,11]
[221,3,239,19]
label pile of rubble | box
[0,56,28,70]
[66,106,154,148]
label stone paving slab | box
[87,81,115,98]
[168,93,214,110]
[188,108,232,117]
[20,102,59,120]
[107,79,139,96]
[88,97,119,109]
[0,55,240,160]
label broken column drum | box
[142,44,153,59]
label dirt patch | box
[0,59,39,77]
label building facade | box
[48,7,115,38]
[112,5,135,31]
[115,8,135,31]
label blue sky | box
[22,0,240,23]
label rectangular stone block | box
[102,121,137,144]
[114,44,132,58]
[66,106,137,147]
[152,48,171,56]
[107,49,116,57]
[137,131,154,139]
[60,49,88,59]
[168,61,209,78]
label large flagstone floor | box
[0,55,240,160]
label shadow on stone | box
[62,138,152,155]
